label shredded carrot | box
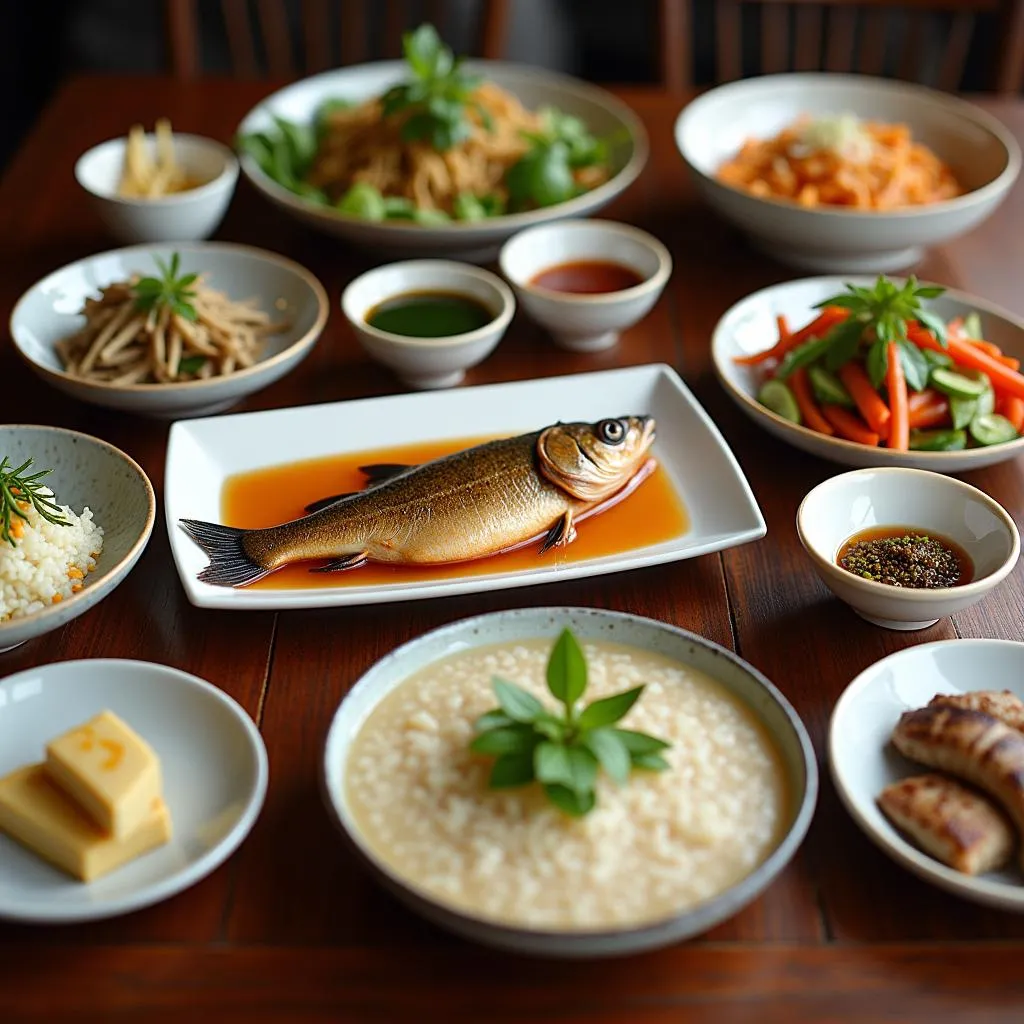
[1002,395,1024,432]
[71,584,83,593]
[907,398,950,429]
[838,362,891,438]
[67,566,84,580]
[886,341,910,450]
[734,307,847,366]
[910,325,1024,400]
[791,368,834,434]
[51,594,63,604]
[821,405,880,445]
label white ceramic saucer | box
[0,659,268,923]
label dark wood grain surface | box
[3,76,1024,1021]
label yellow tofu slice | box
[45,710,162,839]
[0,764,172,882]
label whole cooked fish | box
[180,416,656,587]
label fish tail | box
[178,519,272,588]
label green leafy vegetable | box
[505,139,576,209]
[178,355,207,376]
[132,253,198,322]
[0,457,70,547]
[336,182,386,220]
[896,339,931,392]
[470,629,671,817]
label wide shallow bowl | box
[713,275,1024,471]
[831,639,1024,911]
[236,61,648,262]
[341,259,515,389]
[75,132,239,244]
[498,219,672,352]
[321,606,817,958]
[0,426,155,655]
[797,467,1019,630]
[11,242,329,419]
[0,659,268,922]
[675,73,1020,273]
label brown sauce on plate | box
[836,526,973,588]
[221,435,688,590]
[529,260,645,295]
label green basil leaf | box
[611,728,671,756]
[577,685,644,730]
[543,783,595,817]
[822,318,865,372]
[469,725,536,756]
[922,348,953,370]
[546,628,587,708]
[534,742,598,794]
[915,285,947,299]
[488,751,536,789]
[632,752,671,772]
[775,333,834,380]
[178,355,206,375]
[475,709,514,732]
[866,338,889,390]
[583,728,631,785]
[533,713,569,742]
[814,293,866,311]
[492,678,545,722]
[897,339,931,392]
[916,309,948,347]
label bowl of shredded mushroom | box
[9,243,329,419]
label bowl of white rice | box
[322,606,817,958]
[0,425,155,653]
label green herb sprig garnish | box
[470,629,671,817]
[132,253,198,322]
[0,457,70,547]
[776,276,947,392]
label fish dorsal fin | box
[360,463,415,485]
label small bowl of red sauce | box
[498,219,672,352]
[796,467,1019,631]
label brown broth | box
[220,435,689,590]
[836,525,973,588]
[529,260,645,295]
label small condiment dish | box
[498,219,672,352]
[341,259,514,389]
[75,133,239,244]
[796,467,1019,630]
[0,425,155,654]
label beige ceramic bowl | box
[499,220,672,352]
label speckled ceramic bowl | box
[0,426,155,654]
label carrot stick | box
[1000,355,1021,371]
[909,324,1024,400]
[907,398,950,429]
[886,341,909,451]
[821,404,880,446]
[791,368,834,434]
[908,387,941,413]
[1003,395,1024,432]
[734,306,848,365]
[776,314,790,338]
[838,362,891,438]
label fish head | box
[537,416,656,502]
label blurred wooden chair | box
[658,0,1024,94]
[165,0,510,79]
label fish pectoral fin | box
[310,551,369,573]
[360,463,415,485]
[304,492,355,514]
[539,511,577,555]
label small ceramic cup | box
[498,219,672,352]
[75,133,239,244]
[796,467,1020,631]
[341,259,515,390]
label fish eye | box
[598,419,626,445]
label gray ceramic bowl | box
[0,426,155,653]
[322,606,817,958]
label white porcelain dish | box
[75,133,239,244]
[830,639,1024,911]
[0,426,155,655]
[322,606,817,957]
[797,467,1019,630]
[236,61,648,262]
[165,363,766,610]
[713,275,1024,471]
[341,260,515,389]
[675,73,1020,273]
[499,219,672,352]
[0,659,268,923]
[10,242,329,419]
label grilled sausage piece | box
[877,773,1015,875]
[892,706,1024,868]
[929,691,1024,733]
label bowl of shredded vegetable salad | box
[713,275,1024,473]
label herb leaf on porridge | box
[1,457,70,547]
[471,629,671,816]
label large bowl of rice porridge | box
[322,606,817,957]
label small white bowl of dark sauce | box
[341,259,515,389]
[499,219,672,352]
[797,467,1019,630]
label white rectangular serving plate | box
[165,364,766,610]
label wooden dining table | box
[3,74,1024,1023]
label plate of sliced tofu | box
[830,638,1024,910]
[0,659,267,922]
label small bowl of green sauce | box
[342,260,515,389]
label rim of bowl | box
[498,219,674,305]
[711,275,1024,465]
[0,426,156,639]
[795,466,1021,601]
[235,59,650,236]
[320,605,818,942]
[341,259,516,347]
[74,133,240,207]
[9,241,330,395]
[675,73,1023,220]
